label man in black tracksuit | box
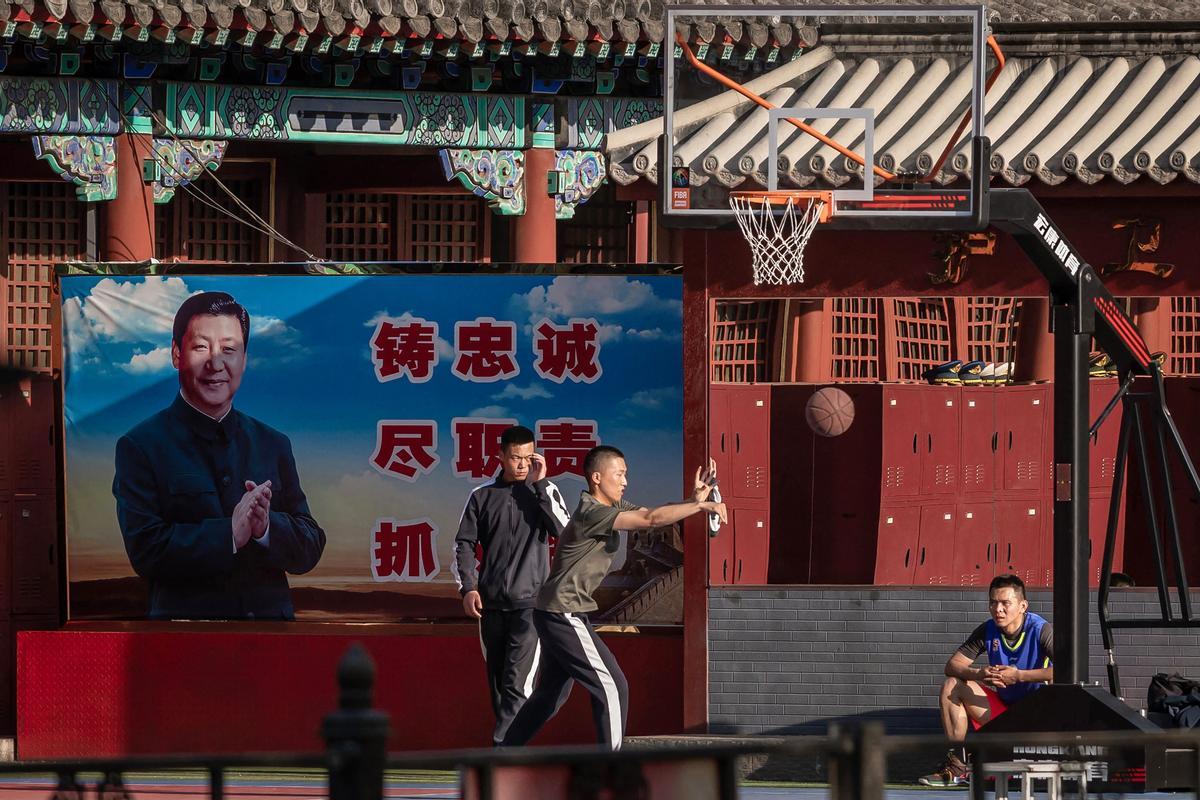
[453,425,570,746]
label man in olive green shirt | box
[500,445,726,750]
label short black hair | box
[172,292,250,351]
[989,574,1026,601]
[583,445,624,483]
[500,425,535,449]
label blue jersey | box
[985,612,1052,703]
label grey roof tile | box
[611,52,1200,189]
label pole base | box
[971,684,1193,791]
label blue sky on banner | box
[60,273,684,586]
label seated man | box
[920,574,1054,787]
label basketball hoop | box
[729,190,832,285]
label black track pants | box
[479,607,542,746]
[499,610,629,750]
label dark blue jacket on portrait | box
[113,395,326,620]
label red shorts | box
[969,687,1009,731]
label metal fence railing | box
[3,644,1200,800]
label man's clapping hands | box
[233,479,272,550]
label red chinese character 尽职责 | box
[452,417,517,479]
[536,418,600,478]
[371,420,439,481]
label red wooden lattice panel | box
[559,184,632,264]
[326,193,395,262]
[406,195,486,262]
[1170,296,1200,377]
[711,300,777,383]
[964,297,1019,367]
[827,297,882,382]
[889,298,953,382]
[323,194,489,263]
[157,174,269,263]
[3,182,86,373]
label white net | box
[729,194,826,285]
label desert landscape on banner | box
[61,272,683,622]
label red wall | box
[16,625,682,758]
[692,194,1200,299]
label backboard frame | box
[662,2,990,229]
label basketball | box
[805,387,855,437]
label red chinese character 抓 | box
[452,417,517,479]
[372,518,440,581]
[537,418,600,479]
[453,318,519,382]
[371,421,439,481]
[371,317,439,382]
[533,317,602,384]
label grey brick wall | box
[709,587,1200,735]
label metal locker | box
[0,382,14,494]
[959,388,998,495]
[881,387,922,499]
[1088,495,1126,587]
[0,497,10,612]
[998,386,1048,493]
[953,504,995,586]
[914,505,956,585]
[874,506,921,584]
[732,507,769,584]
[728,387,770,500]
[11,495,58,616]
[1088,379,1124,498]
[708,506,735,587]
[995,501,1043,586]
[921,388,960,496]
[10,377,57,493]
[708,388,733,501]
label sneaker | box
[918,750,969,788]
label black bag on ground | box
[1148,672,1200,728]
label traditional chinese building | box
[4,0,1200,756]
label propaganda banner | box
[61,269,683,623]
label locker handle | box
[1008,543,1012,561]
[1008,431,1013,451]
[904,548,910,568]
[987,543,992,562]
[735,433,740,453]
[722,560,727,582]
[721,433,725,453]
[912,434,918,454]
[920,547,926,565]
[737,559,742,582]
[928,433,932,453]
[991,432,998,452]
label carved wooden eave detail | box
[440,147,526,215]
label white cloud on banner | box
[628,387,681,410]
[78,276,196,344]
[121,346,173,375]
[494,383,552,401]
[512,276,681,323]
[469,405,510,418]
[366,309,455,360]
[626,327,681,342]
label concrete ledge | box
[626,735,947,784]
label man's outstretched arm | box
[612,498,726,531]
